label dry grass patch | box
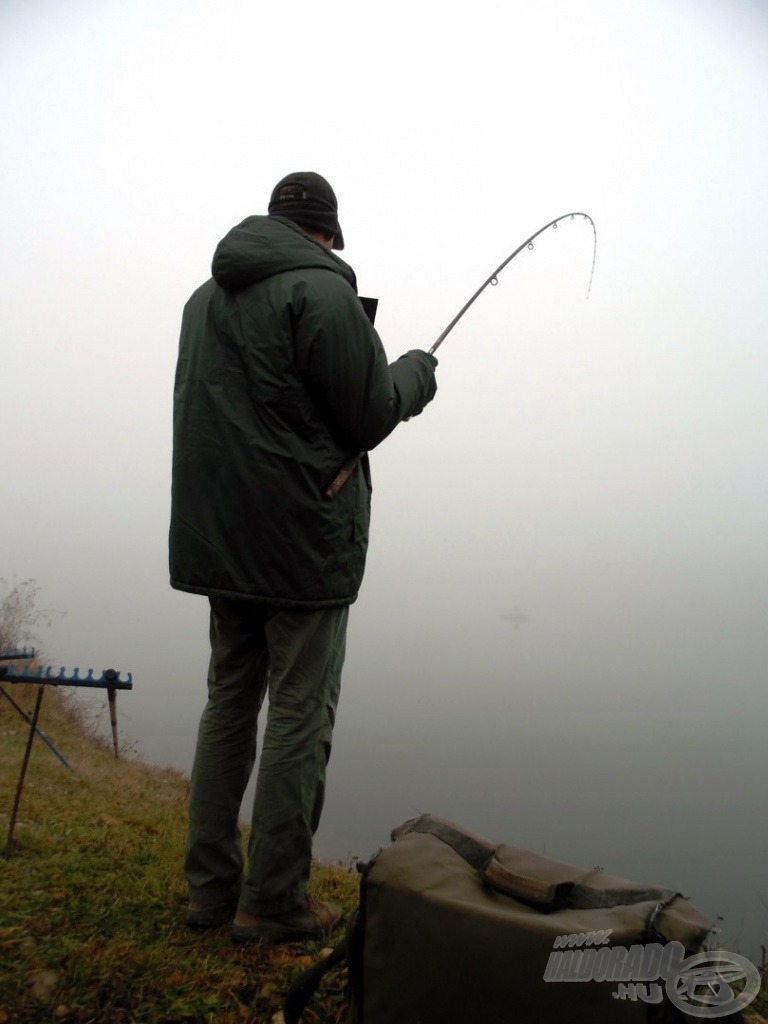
[0,685,357,1024]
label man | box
[169,172,438,943]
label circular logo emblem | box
[666,951,761,1018]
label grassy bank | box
[0,685,356,1023]
[1,684,766,1023]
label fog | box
[2,0,767,959]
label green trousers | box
[184,597,349,916]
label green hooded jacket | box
[169,215,437,607]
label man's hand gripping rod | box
[323,212,596,500]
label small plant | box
[0,578,52,654]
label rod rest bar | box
[0,665,133,690]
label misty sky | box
[2,0,767,958]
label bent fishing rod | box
[324,212,597,500]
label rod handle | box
[324,453,363,500]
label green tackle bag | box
[285,814,749,1023]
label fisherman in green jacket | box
[169,172,438,943]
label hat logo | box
[275,184,308,204]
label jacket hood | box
[211,214,357,292]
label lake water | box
[87,575,767,966]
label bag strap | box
[394,816,685,917]
[283,933,349,1024]
[284,905,364,1024]
[393,815,575,911]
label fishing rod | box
[324,212,596,500]
[430,212,596,354]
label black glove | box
[400,349,438,419]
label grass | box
[0,684,357,1023]
[1,683,766,1024]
